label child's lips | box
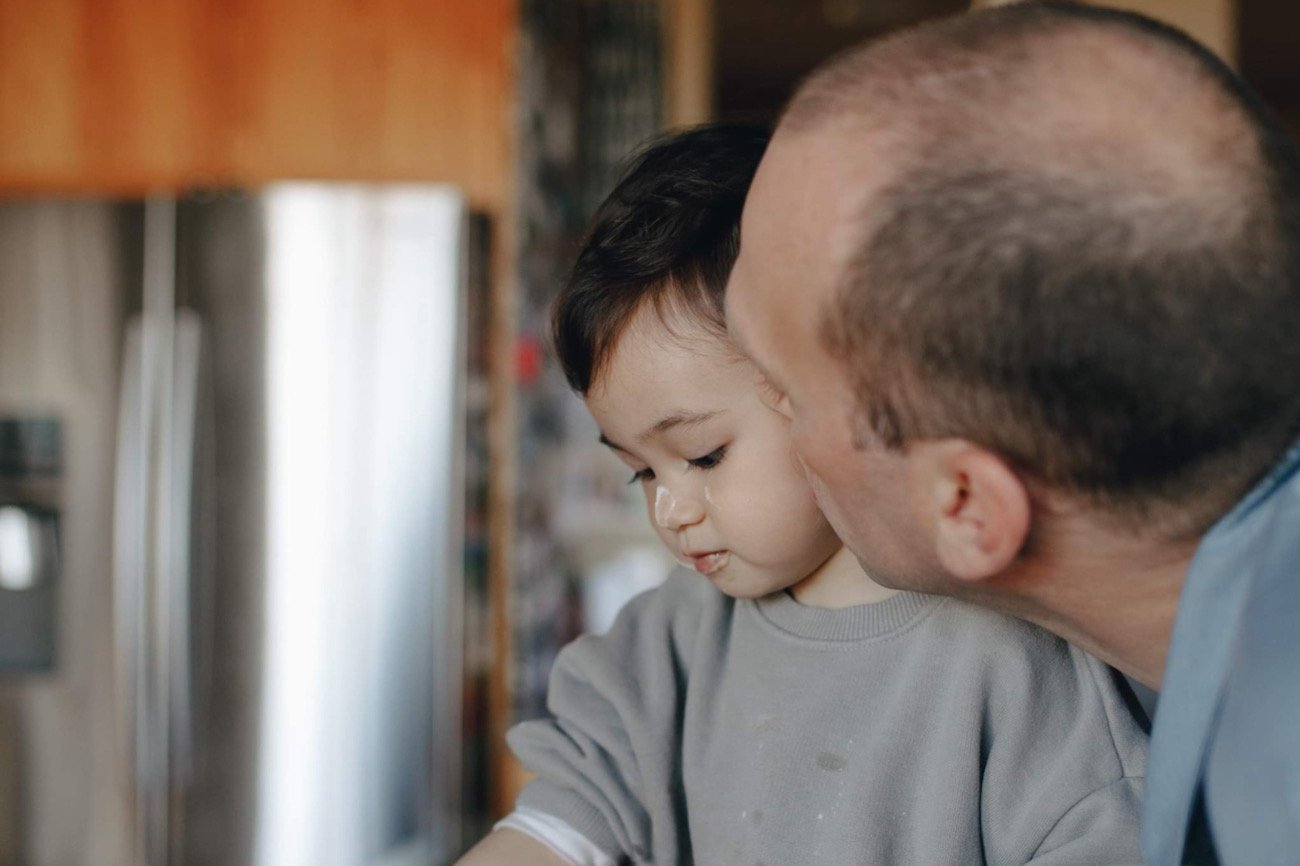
[686,550,730,576]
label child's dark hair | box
[552,123,771,394]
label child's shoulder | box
[543,570,730,710]
[925,597,1115,699]
[928,598,1145,758]
[930,592,1071,655]
[563,568,729,664]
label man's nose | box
[654,483,705,530]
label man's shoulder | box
[1203,550,1300,860]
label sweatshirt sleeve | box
[1028,778,1145,865]
[978,625,1148,865]
[506,572,717,865]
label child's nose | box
[654,484,705,530]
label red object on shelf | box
[516,334,543,385]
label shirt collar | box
[1142,438,1300,866]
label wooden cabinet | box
[0,0,516,210]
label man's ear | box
[921,440,1031,582]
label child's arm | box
[503,610,684,862]
[455,828,575,866]
[484,572,713,865]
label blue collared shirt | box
[1143,440,1300,866]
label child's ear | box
[920,441,1031,582]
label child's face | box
[585,303,842,599]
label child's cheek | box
[711,446,784,530]
[694,460,741,527]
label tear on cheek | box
[654,485,676,528]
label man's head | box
[727,1,1300,592]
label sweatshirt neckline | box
[751,588,939,642]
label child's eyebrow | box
[599,411,722,456]
[640,410,721,441]
[598,433,627,453]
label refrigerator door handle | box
[112,317,151,864]
[108,196,184,866]
[141,196,178,866]
[166,309,204,784]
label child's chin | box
[707,569,787,601]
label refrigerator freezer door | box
[0,200,136,866]
[172,185,468,866]
[254,185,467,866]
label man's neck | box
[972,517,1195,689]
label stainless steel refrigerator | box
[0,185,470,866]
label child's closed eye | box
[688,446,728,471]
[626,446,727,485]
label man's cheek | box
[805,475,860,551]
[791,432,825,486]
[791,418,835,477]
[802,462,839,512]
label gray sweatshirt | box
[509,570,1146,865]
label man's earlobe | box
[927,442,1031,582]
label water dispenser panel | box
[0,418,61,671]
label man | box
[726,3,1300,865]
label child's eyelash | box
[625,446,727,485]
[628,467,655,485]
[687,446,728,471]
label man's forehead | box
[750,127,884,275]
[733,129,873,332]
[723,264,773,377]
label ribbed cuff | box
[516,779,629,862]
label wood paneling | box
[0,0,516,210]
[714,0,967,119]
[664,0,714,126]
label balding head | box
[735,1,1300,537]
[784,1,1258,196]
